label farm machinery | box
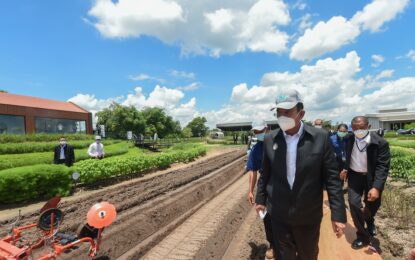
[0,197,116,260]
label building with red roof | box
[0,92,93,134]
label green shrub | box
[74,145,207,184]
[0,140,120,155]
[0,144,205,203]
[390,146,415,183]
[0,164,72,204]
[0,133,95,143]
[387,140,415,149]
[0,142,129,170]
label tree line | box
[96,103,208,139]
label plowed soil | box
[0,148,246,259]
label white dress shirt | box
[283,122,304,189]
[60,145,66,159]
[350,133,371,173]
[88,142,105,157]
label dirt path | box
[225,191,382,260]
[142,170,250,260]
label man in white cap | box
[255,89,346,260]
[247,120,275,259]
[88,135,105,159]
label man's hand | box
[255,204,266,216]
[332,221,346,238]
[339,169,348,181]
[247,192,255,205]
[367,188,380,201]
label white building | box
[365,108,415,130]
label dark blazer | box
[255,124,346,225]
[53,145,75,167]
[345,132,390,191]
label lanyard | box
[355,140,368,152]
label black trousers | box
[348,170,382,242]
[272,221,321,260]
[56,159,66,164]
[263,213,274,248]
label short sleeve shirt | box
[246,141,264,172]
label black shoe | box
[367,223,377,236]
[351,238,369,249]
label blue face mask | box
[256,133,265,141]
[337,132,347,138]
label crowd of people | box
[53,135,105,166]
[246,89,391,260]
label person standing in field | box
[53,137,75,167]
[88,135,105,159]
[343,116,390,250]
[247,120,275,260]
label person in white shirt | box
[343,116,390,250]
[88,136,105,159]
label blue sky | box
[1,0,414,127]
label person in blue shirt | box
[330,123,349,180]
[247,120,275,260]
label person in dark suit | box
[255,89,346,260]
[342,116,390,249]
[54,137,75,167]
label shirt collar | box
[283,121,304,139]
[356,132,371,144]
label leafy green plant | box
[0,144,206,204]
[73,145,206,184]
[0,164,72,204]
[390,146,415,183]
[387,140,415,149]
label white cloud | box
[88,0,184,38]
[203,51,415,127]
[290,16,360,61]
[69,85,195,126]
[292,0,307,10]
[68,94,123,126]
[407,49,415,61]
[176,82,200,91]
[375,69,394,80]
[170,97,199,126]
[129,73,164,82]
[170,70,196,79]
[366,69,394,88]
[290,0,410,61]
[351,0,410,32]
[68,93,122,115]
[88,0,291,56]
[371,54,385,67]
[298,13,313,31]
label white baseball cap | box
[95,135,102,140]
[252,120,267,131]
[274,89,303,109]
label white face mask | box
[314,125,322,129]
[277,116,296,131]
[277,110,302,132]
[256,133,265,141]
[60,141,66,145]
[354,129,369,139]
